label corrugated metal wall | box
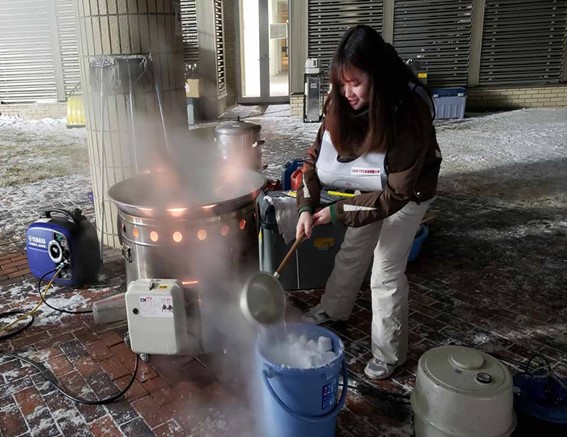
[1,0,566,104]
[480,0,567,85]
[393,0,472,87]
[55,0,81,96]
[307,0,567,88]
[180,0,199,66]
[0,0,57,103]
[214,0,226,94]
[307,0,384,73]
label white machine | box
[125,279,200,356]
[304,58,320,74]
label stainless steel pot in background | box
[215,120,265,171]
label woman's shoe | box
[302,304,334,325]
[364,358,397,380]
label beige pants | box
[321,200,432,366]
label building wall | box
[289,93,303,117]
[467,85,567,111]
[0,103,67,119]
[290,85,567,117]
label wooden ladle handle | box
[274,230,307,278]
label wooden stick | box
[421,212,436,224]
[274,230,306,278]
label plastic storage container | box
[432,87,467,119]
[258,191,427,289]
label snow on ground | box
[434,109,567,208]
[1,106,566,247]
[0,116,90,188]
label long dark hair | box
[324,25,428,155]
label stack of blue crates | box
[432,87,467,119]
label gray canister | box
[215,120,264,170]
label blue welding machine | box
[26,209,101,286]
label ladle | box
[240,230,307,325]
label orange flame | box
[168,207,187,218]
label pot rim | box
[108,170,266,219]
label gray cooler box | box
[258,191,366,290]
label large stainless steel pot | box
[215,120,264,171]
[109,167,266,354]
[108,168,265,284]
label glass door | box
[237,0,289,104]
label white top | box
[316,131,386,192]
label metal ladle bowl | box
[239,230,306,325]
[240,272,286,325]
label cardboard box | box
[185,79,200,98]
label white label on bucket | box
[138,295,174,318]
[321,383,336,410]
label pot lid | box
[215,120,261,135]
[420,346,511,395]
[108,166,266,218]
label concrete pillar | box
[382,0,395,44]
[195,0,227,119]
[468,0,486,87]
[289,0,308,95]
[75,0,188,248]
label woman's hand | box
[296,211,313,239]
[313,207,332,227]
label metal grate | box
[480,0,567,85]
[214,0,226,94]
[56,0,81,98]
[393,0,473,87]
[0,0,57,103]
[180,0,199,66]
[307,0,384,75]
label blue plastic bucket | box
[408,223,429,262]
[257,323,348,437]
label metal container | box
[240,272,286,325]
[215,120,264,170]
[108,168,265,285]
[411,346,516,437]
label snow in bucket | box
[257,323,347,437]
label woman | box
[296,25,442,380]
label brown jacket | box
[297,90,442,227]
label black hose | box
[37,270,92,315]
[0,350,139,405]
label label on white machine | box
[138,295,174,318]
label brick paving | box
[1,107,566,436]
